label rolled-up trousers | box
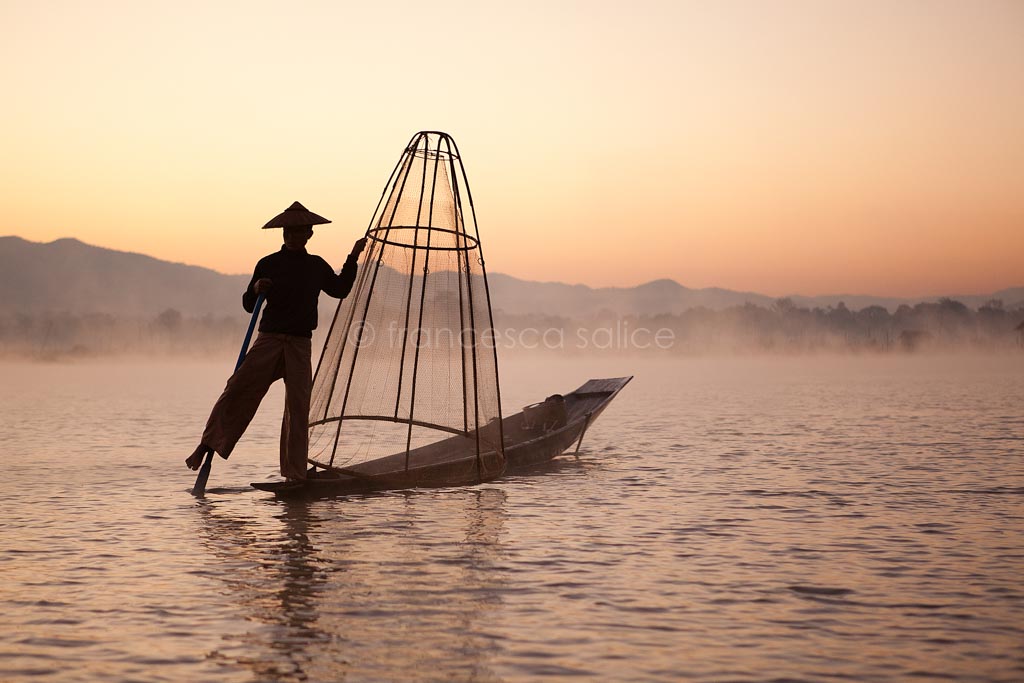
[201,333,312,479]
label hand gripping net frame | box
[308,132,505,483]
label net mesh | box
[309,132,504,479]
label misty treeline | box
[0,309,247,360]
[1,298,1022,360]
[493,298,1024,354]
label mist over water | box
[3,292,1022,360]
[1,355,1022,681]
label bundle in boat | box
[308,131,505,488]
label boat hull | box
[251,376,631,498]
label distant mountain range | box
[2,236,1021,317]
[487,274,1024,316]
[0,236,250,317]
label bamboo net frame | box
[307,132,504,481]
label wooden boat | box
[251,376,631,498]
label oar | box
[191,293,265,497]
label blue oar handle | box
[235,293,265,370]
[191,293,265,496]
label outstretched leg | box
[199,334,285,461]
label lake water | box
[0,354,1022,682]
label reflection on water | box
[195,489,507,682]
[0,356,1022,681]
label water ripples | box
[0,356,1022,681]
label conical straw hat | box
[262,201,332,229]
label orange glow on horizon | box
[2,1,1022,298]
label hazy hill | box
[1,236,1021,317]
[487,273,1024,316]
[486,274,776,315]
[0,236,250,317]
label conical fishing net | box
[308,132,504,482]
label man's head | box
[283,225,314,251]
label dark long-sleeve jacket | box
[242,246,359,338]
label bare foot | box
[186,444,212,470]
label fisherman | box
[185,201,366,481]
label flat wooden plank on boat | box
[573,377,632,396]
[251,476,381,498]
[252,480,306,493]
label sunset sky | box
[2,0,1022,297]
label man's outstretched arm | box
[323,238,367,299]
